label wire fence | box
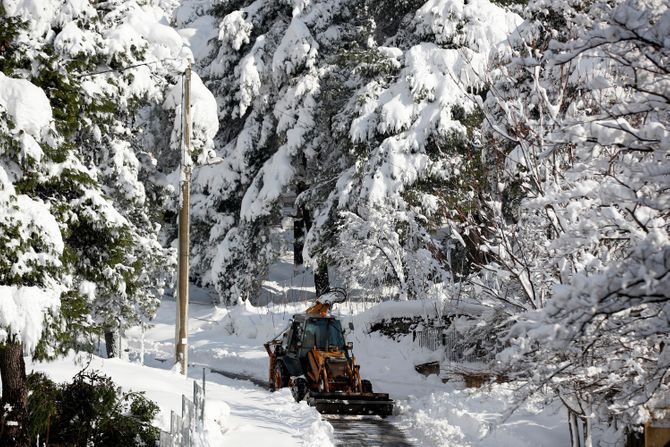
[413,326,444,351]
[413,326,492,364]
[159,373,206,447]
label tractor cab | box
[280,315,349,378]
[303,317,346,351]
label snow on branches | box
[481,0,669,440]
[0,74,62,353]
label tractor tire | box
[272,361,289,391]
[361,379,373,393]
[291,377,308,402]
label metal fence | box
[413,326,445,351]
[159,377,206,447]
[413,326,491,364]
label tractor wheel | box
[361,379,373,393]
[272,362,288,391]
[291,377,308,402]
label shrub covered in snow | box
[27,369,160,446]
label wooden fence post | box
[170,410,182,446]
[194,381,205,423]
[182,395,193,446]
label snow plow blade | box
[306,392,394,417]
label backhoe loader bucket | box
[306,392,394,417]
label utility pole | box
[176,62,192,375]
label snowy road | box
[195,363,270,388]
[212,371,414,446]
[200,365,414,446]
[327,417,413,447]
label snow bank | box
[356,300,440,330]
[398,384,568,446]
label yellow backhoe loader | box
[264,289,393,416]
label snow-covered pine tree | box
[176,0,523,305]
[0,16,129,441]
[53,0,184,354]
[1,0,220,440]
[179,0,366,303]
[0,75,65,446]
[0,0,216,355]
[299,0,520,301]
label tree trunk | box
[582,416,592,447]
[0,341,29,447]
[314,262,330,297]
[292,178,328,295]
[568,410,581,447]
[105,330,117,358]
[293,211,305,267]
[293,182,308,267]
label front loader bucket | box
[306,392,394,417]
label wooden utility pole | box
[176,63,192,375]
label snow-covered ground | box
[28,268,569,446]
[27,352,332,446]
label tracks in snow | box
[194,365,413,446]
[326,416,413,447]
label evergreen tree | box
[0,0,192,354]
[177,0,522,305]
[0,0,205,440]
